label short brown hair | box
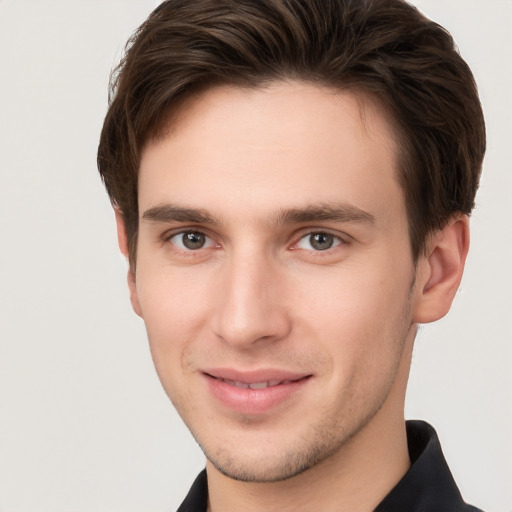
[97,0,486,266]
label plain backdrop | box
[0,1,510,511]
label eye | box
[168,231,215,251]
[296,232,343,251]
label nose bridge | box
[212,246,289,347]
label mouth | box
[209,376,303,390]
[202,369,312,415]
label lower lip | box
[204,375,310,415]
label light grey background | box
[0,1,510,511]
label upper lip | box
[203,367,311,385]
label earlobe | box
[114,208,143,318]
[412,215,470,324]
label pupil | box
[183,232,205,249]
[311,233,333,250]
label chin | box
[208,454,314,483]
[201,429,346,483]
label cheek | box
[294,259,411,327]
[134,265,213,376]
[292,260,413,369]
[299,269,413,421]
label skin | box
[116,82,469,512]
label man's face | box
[130,82,423,482]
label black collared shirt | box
[177,420,484,511]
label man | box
[97,0,486,510]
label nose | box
[211,251,291,349]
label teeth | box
[222,378,287,389]
[249,382,268,389]
[232,380,250,389]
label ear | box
[114,208,143,318]
[412,215,470,324]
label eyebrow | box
[141,202,375,226]
[273,203,375,225]
[142,205,220,225]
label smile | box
[216,378,297,389]
[203,370,311,415]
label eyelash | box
[293,231,345,252]
[165,230,218,252]
[164,229,347,255]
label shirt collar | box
[375,420,482,511]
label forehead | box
[139,81,403,224]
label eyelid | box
[160,226,350,253]
[162,224,214,241]
[291,229,349,251]
[164,228,219,251]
